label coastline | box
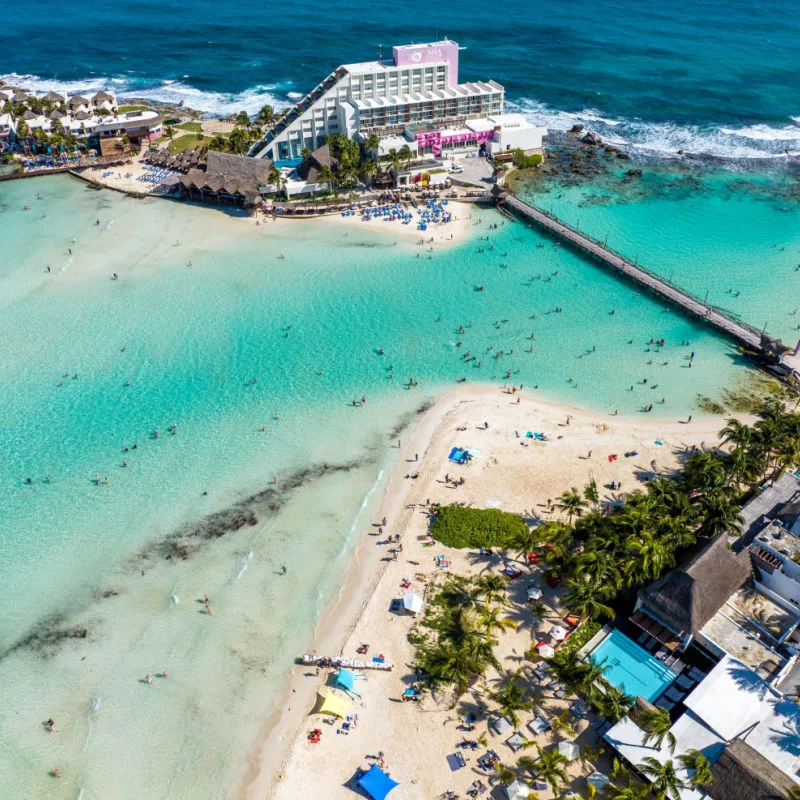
[236,383,734,799]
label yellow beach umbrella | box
[317,689,352,718]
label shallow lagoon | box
[0,169,797,796]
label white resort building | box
[250,40,545,163]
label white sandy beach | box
[237,385,733,800]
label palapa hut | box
[633,534,751,646]
[179,150,274,207]
[296,142,339,188]
[43,90,66,104]
[706,739,799,800]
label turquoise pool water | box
[590,629,676,701]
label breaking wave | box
[509,98,800,161]
[3,71,798,159]
[0,72,289,116]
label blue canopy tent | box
[335,668,359,696]
[358,764,399,800]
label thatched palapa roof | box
[706,739,799,800]
[43,91,65,102]
[180,150,273,203]
[297,143,339,185]
[637,534,751,637]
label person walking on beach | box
[280,565,287,575]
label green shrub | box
[511,149,543,169]
[431,506,528,549]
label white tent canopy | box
[587,772,610,790]
[527,586,543,600]
[403,592,423,614]
[505,779,531,800]
[558,740,580,761]
[538,643,556,659]
[491,716,513,736]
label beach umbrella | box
[403,592,423,615]
[335,668,357,694]
[549,624,569,641]
[538,643,556,659]
[587,771,610,791]
[558,740,581,761]
[526,586,543,600]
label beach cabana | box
[558,740,581,761]
[504,779,531,800]
[358,764,399,800]
[403,592,423,615]
[491,716,513,736]
[335,668,359,696]
[505,732,526,752]
[317,689,352,718]
[586,771,610,791]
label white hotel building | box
[251,40,544,163]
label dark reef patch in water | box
[141,459,368,564]
[388,400,433,441]
[0,613,89,662]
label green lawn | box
[175,121,203,133]
[166,133,207,153]
[118,104,150,113]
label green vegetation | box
[166,133,207,153]
[118,104,149,113]
[431,506,528,549]
[511,148,543,169]
[176,121,203,133]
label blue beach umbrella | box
[358,764,399,800]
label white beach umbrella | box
[549,624,569,641]
[504,779,531,800]
[527,586,543,600]
[587,771,610,790]
[558,740,581,761]
[403,592,423,614]
[538,643,556,659]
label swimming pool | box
[589,629,676,702]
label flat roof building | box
[249,40,536,163]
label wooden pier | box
[494,187,791,361]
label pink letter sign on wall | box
[392,42,459,87]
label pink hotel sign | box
[392,42,459,88]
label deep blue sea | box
[3,0,800,158]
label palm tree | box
[530,745,569,796]
[477,603,517,643]
[364,133,380,158]
[235,110,250,129]
[556,488,587,522]
[627,529,676,582]
[208,134,228,153]
[15,118,30,146]
[471,574,509,606]
[165,124,175,143]
[398,143,413,168]
[488,669,531,727]
[786,787,800,800]
[637,756,687,800]
[563,577,615,622]
[676,749,713,788]
[695,493,744,539]
[562,658,610,698]
[583,479,600,510]
[637,707,676,753]
[268,168,286,199]
[359,158,378,187]
[256,104,276,130]
[595,686,635,723]
[603,779,651,800]
[228,127,252,155]
[300,147,312,160]
[720,418,756,450]
[387,148,402,179]
[317,164,335,192]
[580,743,605,768]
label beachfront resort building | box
[0,87,163,151]
[250,40,545,164]
[579,473,800,797]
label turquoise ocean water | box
[0,167,798,796]
[2,0,800,793]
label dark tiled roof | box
[637,535,751,637]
